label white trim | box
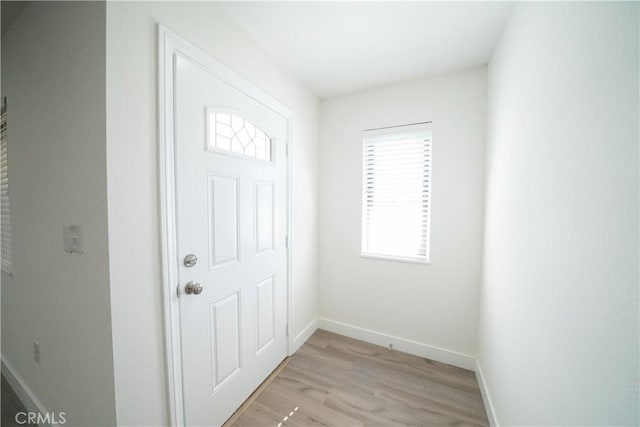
[158,25,293,426]
[286,122,294,356]
[360,253,431,265]
[318,318,476,370]
[291,318,318,353]
[158,25,184,427]
[475,359,499,427]
[2,357,51,427]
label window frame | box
[360,121,432,264]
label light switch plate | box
[63,225,83,254]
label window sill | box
[360,252,430,265]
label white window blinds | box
[361,122,432,263]
[1,97,12,274]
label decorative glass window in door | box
[207,110,272,161]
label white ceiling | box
[218,2,514,99]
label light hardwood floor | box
[228,329,489,426]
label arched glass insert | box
[207,110,272,161]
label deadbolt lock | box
[184,253,198,267]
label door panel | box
[208,175,238,270]
[208,174,239,269]
[174,52,288,426]
[256,276,275,352]
[255,181,275,254]
[210,292,241,390]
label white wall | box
[318,68,487,367]
[1,2,117,425]
[106,3,319,425]
[478,2,639,425]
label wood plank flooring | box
[228,329,489,426]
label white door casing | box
[158,26,293,426]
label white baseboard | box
[318,318,476,370]
[475,359,499,427]
[290,318,318,354]
[2,356,51,426]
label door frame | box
[157,25,293,426]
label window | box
[207,110,272,161]
[1,97,12,274]
[361,122,432,263]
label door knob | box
[185,281,204,295]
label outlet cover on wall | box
[33,340,40,364]
[63,225,83,254]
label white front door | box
[173,48,288,426]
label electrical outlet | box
[63,225,83,254]
[33,341,40,364]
